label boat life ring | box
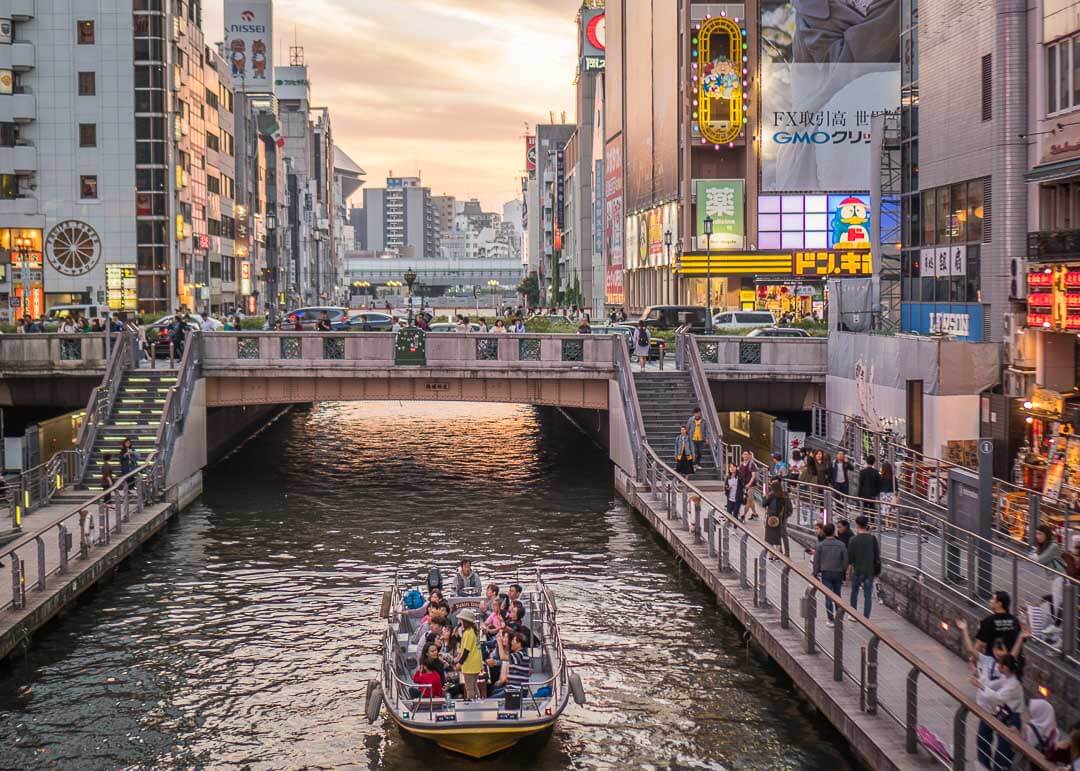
[366,682,384,724]
[379,590,391,619]
[569,671,586,705]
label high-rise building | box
[432,194,456,242]
[360,176,438,258]
[526,123,575,298]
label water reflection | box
[0,402,859,769]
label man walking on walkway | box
[856,455,881,516]
[737,450,759,520]
[812,522,847,627]
[832,450,854,496]
[846,515,880,618]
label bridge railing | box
[692,335,827,373]
[200,331,617,369]
[639,443,1057,771]
[0,333,111,370]
[679,335,735,469]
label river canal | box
[0,402,860,769]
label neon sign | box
[695,16,747,146]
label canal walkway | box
[618,464,1056,771]
[0,493,179,661]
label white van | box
[712,310,777,331]
[46,304,104,322]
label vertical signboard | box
[224,0,273,91]
[525,135,536,175]
[605,139,625,305]
[697,180,745,249]
[652,0,678,201]
[759,0,900,191]
[624,0,653,212]
[579,7,606,72]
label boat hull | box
[388,710,554,758]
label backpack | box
[637,328,649,346]
[403,589,424,609]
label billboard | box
[759,0,900,191]
[695,16,746,146]
[580,7,606,73]
[273,65,309,101]
[697,180,745,250]
[652,0,678,202]
[605,0,623,140]
[757,193,872,250]
[604,139,624,305]
[624,0,653,212]
[526,135,536,174]
[225,0,273,91]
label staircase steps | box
[633,371,722,480]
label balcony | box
[0,41,35,71]
[0,143,35,173]
[5,0,35,20]
[1028,230,1080,263]
[0,92,35,123]
[0,196,40,217]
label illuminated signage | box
[676,249,871,277]
[696,180,744,249]
[105,264,137,311]
[240,260,252,295]
[758,194,872,250]
[794,250,872,277]
[1025,265,1080,329]
[586,12,605,51]
[694,16,746,146]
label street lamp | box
[403,268,418,326]
[487,278,499,314]
[352,280,371,306]
[703,216,714,322]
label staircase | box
[633,371,722,480]
[80,369,176,491]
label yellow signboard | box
[697,17,745,145]
[105,264,137,311]
[793,250,872,277]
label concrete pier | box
[615,468,1047,771]
[0,473,201,662]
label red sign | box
[1028,291,1054,308]
[1028,270,1054,288]
[525,135,536,174]
[604,138,624,306]
[1027,311,1053,328]
[1065,271,1080,287]
[586,12,605,51]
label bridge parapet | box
[693,336,827,380]
[0,333,110,373]
[200,331,617,374]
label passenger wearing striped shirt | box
[491,631,530,698]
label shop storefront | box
[675,248,869,315]
[624,201,678,311]
[1016,388,1080,502]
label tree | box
[517,273,540,307]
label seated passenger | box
[492,631,530,698]
[412,657,444,699]
[417,617,446,658]
[452,559,483,595]
[505,601,533,646]
[501,583,523,614]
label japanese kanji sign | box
[695,179,744,250]
[793,250,872,277]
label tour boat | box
[366,569,584,759]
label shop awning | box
[1027,157,1080,184]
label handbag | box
[766,515,780,528]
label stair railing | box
[680,334,731,470]
[612,335,648,481]
[75,331,131,484]
[152,332,202,486]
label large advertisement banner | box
[225,0,273,91]
[697,180,745,250]
[652,0,678,202]
[760,0,900,192]
[605,139,624,305]
[624,0,653,212]
[525,135,536,175]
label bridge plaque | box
[394,328,427,366]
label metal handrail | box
[2,456,167,612]
[613,335,648,480]
[639,442,1056,771]
[154,332,201,477]
[74,332,131,483]
[682,334,727,470]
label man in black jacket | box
[857,455,882,517]
[831,450,854,496]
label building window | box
[206,132,219,152]
[981,54,992,121]
[0,123,17,147]
[80,175,98,199]
[77,20,95,44]
[1044,37,1080,115]
[207,175,220,194]
[79,123,97,147]
[0,174,17,199]
[78,71,96,96]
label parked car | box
[46,304,106,323]
[591,324,637,356]
[148,313,223,331]
[269,306,349,330]
[332,312,394,332]
[636,305,712,333]
[746,326,811,338]
[712,311,777,331]
[429,322,483,333]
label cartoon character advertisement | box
[224,1,273,90]
[830,195,870,249]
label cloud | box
[205,0,583,210]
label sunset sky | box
[204,0,581,212]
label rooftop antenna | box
[561,111,567,124]
[549,110,555,124]
[290,45,304,66]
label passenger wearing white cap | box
[455,607,484,700]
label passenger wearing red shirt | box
[412,659,444,699]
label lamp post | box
[352,280,371,307]
[487,278,499,315]
[703,216,714,322]
[403,267,417,326]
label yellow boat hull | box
[389,711,554,759]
